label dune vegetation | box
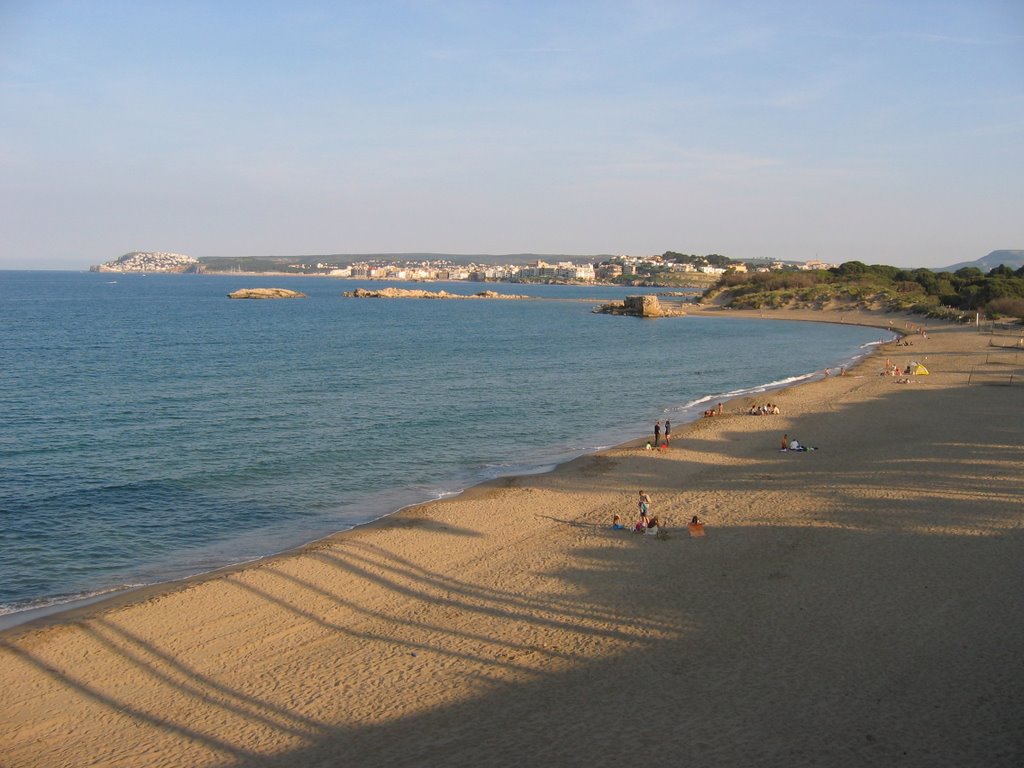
[702,262,1024,322]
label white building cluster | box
[604,253,736,276]
[336,258,597,282]
[94,252,200,273]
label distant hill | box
[92,251,200,273]
[199,253,614,269]
[938,250,1024,273]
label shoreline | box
[3,307,1022,767]
[0,308,891,635]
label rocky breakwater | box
[593,295,684,317]
[344,288,529,300]
[227,288,307,299]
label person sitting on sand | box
[612,514,625,530]
[688,515,705,537]
[634,517,647,533]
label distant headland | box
[90,252,202,273]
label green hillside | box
[703,261,1024,322]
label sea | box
[0,271,891,626]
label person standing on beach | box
[654,421,661,447]
[664,420,671,445]
[638,490,651,519]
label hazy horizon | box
[2,2,1022,271]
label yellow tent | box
[912,363,929,375]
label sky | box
[1,1,1022,270]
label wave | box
[674,372,818,413]
[861,334,898,349]
[0,584,142,629]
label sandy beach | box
[2,308,1022,768]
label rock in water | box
[227,288,307,299]
[344,287,529,299]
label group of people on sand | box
[651,420,671,449]
[610,490,663,535]
[611,491,707,538]
[702,403,724,418]
[882,359,920,380]
[779,433,815,452]
[748,402,780,416]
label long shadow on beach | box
[234,532,1024,767]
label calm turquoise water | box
[0,271,887,620]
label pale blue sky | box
[2,1,1021,269]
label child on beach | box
[612,514,625,530]
[638,490,651,518]
[688,515,706,537]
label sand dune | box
[2,309,1022,767]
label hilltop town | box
[90,252,201,273]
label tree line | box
[707,262,1024,320]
